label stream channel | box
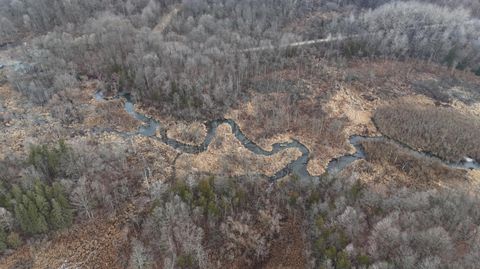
[95,91,480,182]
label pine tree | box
[52,182,70,209]
[33,191,50,219]
[6,232,22,249]
[10,185,22,203]
[49,199,67,230]
[51,182,73,228]
[22,195,48,235]
[33,182,51,219]
[34,180,47,198]
[11,182,73,235]
[43,183,54,201]
[0,182,7,208]
[0,227,6,253]
[14,203,30,235]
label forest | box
[1,0,480,268]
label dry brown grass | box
[263,217,307,269]
[0,85,71,157]
[342,59,480,104]
[361,139,467,184]
[227,92,352,175]
[175,124,302,178]
[166,121,206,145]
[227,58,480,175]
[0,216,130,269]
[374,101,480,162]
[84,99,141,132]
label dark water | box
[94,91,480,182]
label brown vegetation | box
[263,217,307,269]
[374,101,480,162]
[167,121,206,146]
[230,91,351,175]
[0,216,131,269]
[175,124,302,178]
[342,59,480,103]
[361,139,467,185]
[3,0,480,267]
[85,99,141,132]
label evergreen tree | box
[49,199,68,230]
[51,182,70,210]
[20,195,48,235]
[33,185,51,218]
[11,182,73,235]
[36,194,51,220]
[6,232,22,249]
[0,227,6,253]
[51,183,73,228]
[10,185,23,204]
[34,180,47,198]
[14,203,30,235]
[0,182,7,208]
[27,140,71,181]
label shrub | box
[357,254,371,268]
[475,67,480,76]
[176,253,195,269]
[6,232,22,249]
[173,176,221,220]
[27,140,72,181]
[144,195,208,268]
[310,211,355,267]
[129,239,152,269]
[361,139,466,182]
[10,181,73,235]
[48,88,86,125]
[66,140,140,218]
[374,102,480,162]
[0,227,6,253]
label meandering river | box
[96,91,480,181]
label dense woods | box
[5,0,304,119]
[1,0,480,268]
[330,2,480,73]
[3,0,480,118]
[304,174,480,268]
[129,172,480,268]
[0,139,140,255]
